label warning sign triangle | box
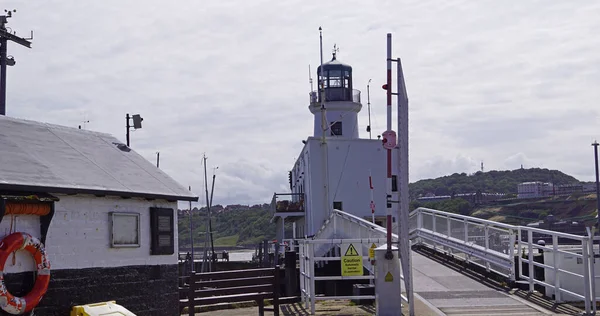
[344,244,360,256]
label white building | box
[271,53,390,240]
[0,116,197,315]
[517,181,554,198]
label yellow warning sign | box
[341,243,363,276]
[385,271,393,282]
[369,243,377,259]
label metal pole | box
[156,152,160,168]
[125,113,130,147]
[367,79,372,139]
[189,186,194,272]
[593,141,600,230]
[318,26,330,234]
[369,170,375,224]
[208,172,216,262]
[0,38,7,115]
[202,154,214,271]
[385,33,393,258]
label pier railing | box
[307,207,598,315]
[410,207,597,314]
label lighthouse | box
[271,49,389,241]
[309,51,362,139]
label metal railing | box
[270,192,305,215]
[308,88,361,105]
[298,237,390,315]
[410,207,597,315]
[296,207,598,315]
[410,207,517,280]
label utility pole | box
[202,154,216,271]
[0,9,33,116]
[593,141,600,231]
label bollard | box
[375,244,402,316]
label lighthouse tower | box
[271,47,388,240]
[309,51,362,138]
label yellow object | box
[341,243,363,276]
[368,243,377,259]
[70,301,136,316]
[385,271,393,282]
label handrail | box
[412,207,517,230]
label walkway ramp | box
[413,252,547,315]
[310,208,582,315]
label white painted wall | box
[0,194,178,273]
[309,101,362,139]
[293,137,387,236]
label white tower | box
[309,51,362,138]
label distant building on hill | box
[517,182,554,198]
[517,181,594,199]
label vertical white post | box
[518,228,524,280]
[582,239,591,314]
[509,229,516,281]
[299,242,306,306]
[463,219,468,243]
[552,235,561,302]
[309,243,316,315]
[527,230,534,293]
[587,228,597,314]
[293,222,297,239]
[484,224,490,272]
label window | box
[333,201,343,211]
[330,121,342,136]
[328,70,342,88]
[150,207,175,255]
[110,212,140,248]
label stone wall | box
[2,264,179,316]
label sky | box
[3,0,600,207]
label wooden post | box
[188,273,195,316]
[263,240,269,267]
[273,265,280,316]
[284,251,298,296]
[257,243,263,268]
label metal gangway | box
[299,207,600,315]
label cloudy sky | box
[4,0,600,206]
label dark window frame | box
[333,201,343,211]
[330,121,342,136]
[150,207,175,255]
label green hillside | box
[409,168,580,199]
[178,204,289,248]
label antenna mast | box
[367,79,372,139]
[318,27,331,227]
[0,9,33,116]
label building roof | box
[0,116,198,202]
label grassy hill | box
[409,167,580,200]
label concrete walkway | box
[411,251,566,315]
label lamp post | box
[125,113,143,147]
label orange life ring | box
[0,232,51,314]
